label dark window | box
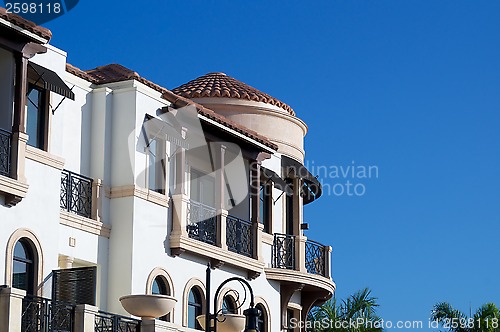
[13,239,35,295]
[286,308,295,332]
[147,138,166,193]
[256,304,267,332]
[190,169,215,207]
[222,295,237,314]
[286,189,294,236]
[259,182,272,233]
[152,276,170,321]
[188,288,203,330]
[26,83,47,150]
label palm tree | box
[431,302,500,332]
[308,288,384,332]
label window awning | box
[281,155,322,204]
[28,62,75,100]
[143,114,188,148]
[261,167,292,195]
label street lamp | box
[203,262,261,332]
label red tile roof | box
[65,63,278,151]
[172,72,295,116]
[0,7,52,41]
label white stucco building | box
[0,8,335,332]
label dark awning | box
[143,114,188,148]
[261,167,292,195]
[281,155,322,204]
[28,62,75,100]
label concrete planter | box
[119,294,177,320]
[197,314,246,332]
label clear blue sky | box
[44,0,500,329]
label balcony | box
[170,195,264,278]
[0,129,12,178]
[226,215,253,258]
[266,233,336,324]
[186,200,217,245]
[271,234,330,278]
[60,170,93,219]
[0,287,144,332]
[21,295,75,332]
[94,310,140,332]
[185,199,255,258]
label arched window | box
[12,239,35,295]
[222,295,237,314]
[256,303,268,332]
[152,276,170,321]
[188,287,203,330]
[152,276,169,295]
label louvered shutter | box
[52,266,96,305]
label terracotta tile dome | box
[172,72,295,116]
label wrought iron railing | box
[21,295,75,332]
[186,200,217,245]
[305,239,327,276]
[272,233,296,270]
[226,215,253,257]
[60,170,93,218]
[94,311,141,332]
[0,129,12,177]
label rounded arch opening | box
[5,229,44,296]
[183,278,206,329]
[145,267,175,322]
[255,296,271,332]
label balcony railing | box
[21,295,75,332]
[60,170,93,219]
[226,215,253,257]
[186,200,217,245]
[94,311,141,332]
[305,239,326,276]
[0,129,12,177]
[272,233,295,270]
[272,235,329,277]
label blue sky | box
[44,0,500,329]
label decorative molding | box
[169,234,265,278]
[287,302,303,311]
[261,233,274,245]
[59,211,111,238]
[0,175,29,207]
[264,268,336,295]
[106,185,169,207]
[25,145,65,170]
[145,267,175,297]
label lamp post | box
[204,262,260,332]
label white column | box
[74,304,99,332]
[0,287,26,332]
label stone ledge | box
[264,267,336,295]
[25,145,65,170]
[106,185,169,207]
[170,234,264,279]
[60,210,111,238]
[0,175,29,207]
